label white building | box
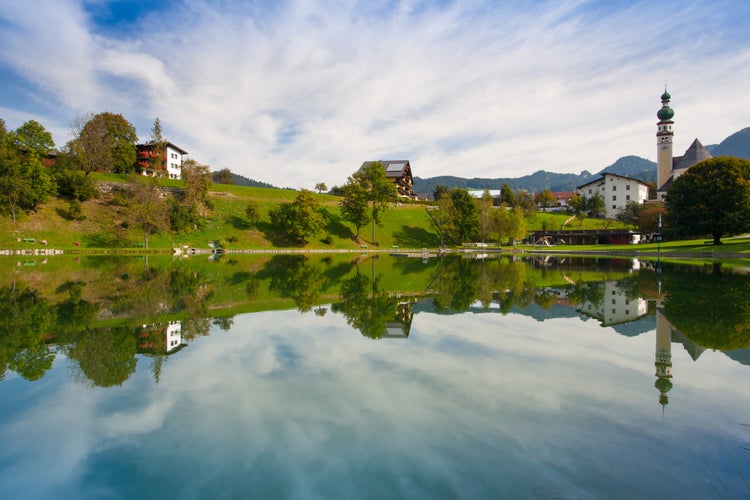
[136,141,189,179]
[575,172,650,218]
[576,281,648,326]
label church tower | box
[656,88,675,196]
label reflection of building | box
[138,321,187,355]
[384,300,414,338]
[654,309,673,409]
[576,281,648,326]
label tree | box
[449,188,479,242]
[568,193,587,226]
[148,117,166,175]
[352,162,397,244]
[586,192,605,218]
[69,112,137,174]
[340,178,371,239]
[432,184,449,201]
[10,119,55,155]
[314,182,328,194]
[0,120,57,222]
[125,175,169,248]
[478,190,494,244]
[666,157,750,245]
[245,200,261,227]
[181,158,212,212]
[515,190,536,217]
[269,189,324,244]
[212,168,234,184]
[500,183,515,206]
[535,189,556,212]
[493,205,526,245]
[616,201,642,228]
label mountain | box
[413,170,596,198]
[596,155,656,184]
[414,126,750,197]
[709,127,750,159]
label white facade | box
[165,144,184,180]
[576,281,648,326]
[576,173,650,218]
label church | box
[655,88,712,199]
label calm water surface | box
[0,254,749,499]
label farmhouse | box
[575,173,650,218]
[137,141,188,179]
[359,160,416,199]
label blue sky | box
[1,0,749,188]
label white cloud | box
[1,0,749,188]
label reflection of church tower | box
[654,309,673,410]
[656,88,675,199]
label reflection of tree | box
[567,281,605,308]
[267,256,328,312]
[663,267,750,350]
[333,270,408,339]
[433,258,479,313]
[67,326,137,387]
[0,284,57,381]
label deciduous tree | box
[269,189,324,244]
[535,189,556,212]
[340,178,371,239]
[353,162,397,244]
[69,112,137,174]
[666,156,750,245]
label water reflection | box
[2,254,750,497]
[1,254,750,391]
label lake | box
[1,253,749,499]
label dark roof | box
[673,138,711,171]
[576,172,648,190]
[138,140,189,155]
[359,160,411,178]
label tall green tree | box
[269,189,324,244]
[340,178,371,239]
[666,156,750,245]
[353,162,397,244]
[478,190,494,244]
[500,183,515,206]
[148,117,166,175]
[69,112,137,174]
[449,188,479,242]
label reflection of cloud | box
[1,308,749,497]
[1,1,749,188]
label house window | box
[612,185,616,191]
[626,184,630,190]
[612,196,616,201]
[588,189,592,194]
[612,299,616,305]
[612,205,616,209]
[626,195,630,200]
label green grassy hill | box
[0,174,626,252]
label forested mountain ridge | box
[414,127,750,196]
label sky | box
[1,0,749,189]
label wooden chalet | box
[359,160,416,199]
